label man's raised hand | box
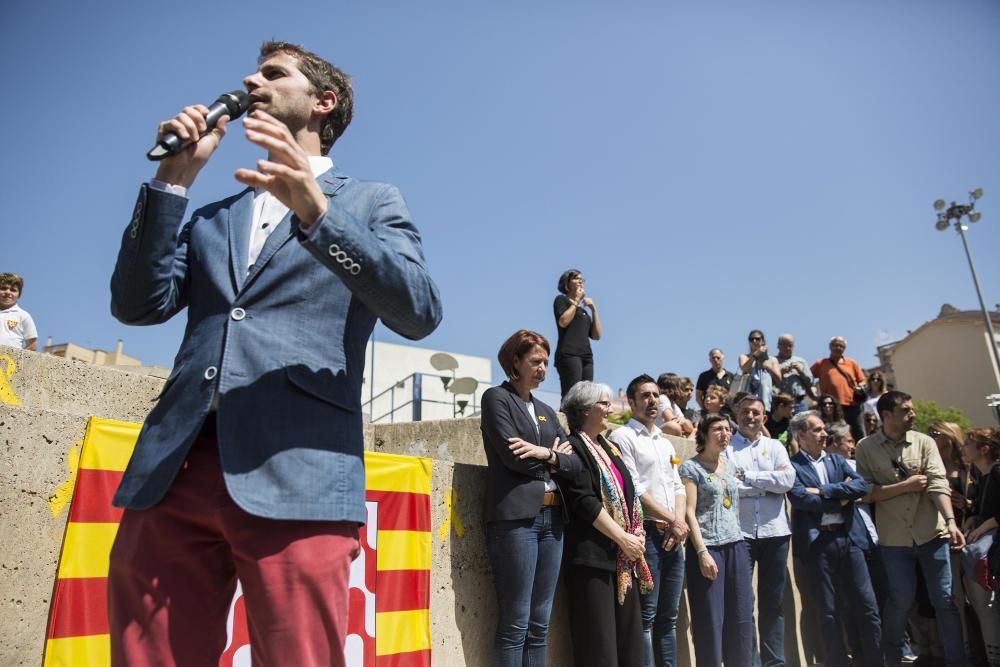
[154,105,229,188]
[235,110,328,226]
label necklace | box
[699,456,733,510]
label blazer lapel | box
[241,170,349,291]
[227,188,255,294]
[794,453,822,487]
[823,456,840,484]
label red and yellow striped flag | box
[44,417,433,666]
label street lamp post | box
[934,188,1000,422]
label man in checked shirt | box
[727,394,796,667]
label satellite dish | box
[449,377,479,395]
[430,352,459,372]
[933,199,946,211]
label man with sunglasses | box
[856,391,968,667]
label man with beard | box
[611,374,689,666]
[108,42,442,666]
[856,391,968,667]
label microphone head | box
[216,90,249,119]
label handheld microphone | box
[146,90,249,161]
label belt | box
[542,491,561,507]
[820,523,845,532]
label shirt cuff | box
[297,211,326,238]
[149,179,188,198]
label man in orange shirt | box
[811,336,866,440]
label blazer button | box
[204,366,218,380]
[350,263,361,275]
[231,307,246,321]
[328,243,340,256]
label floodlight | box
[969,211,981,222]
[971,188,983,200]
[449,377,479,395]
[935,219,950,231]
[430,353,459,372]
[933,199,946,211]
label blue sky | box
[3,1,998,398]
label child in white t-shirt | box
[0,273,37,350]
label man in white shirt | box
[0,273,37,350]
[728,395,795,667]
[610,374,689,667]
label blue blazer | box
[110,169,442,522]
[787,451,872,556]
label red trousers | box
[108,436,360,667]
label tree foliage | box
[608,409,632,426]
[913,400,971,434]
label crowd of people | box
[481,324,1000,667]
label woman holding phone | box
[553,269,602,398]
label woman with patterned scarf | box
[558,381,653,666]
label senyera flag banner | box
[43,417,432,666]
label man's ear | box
[314,90,337,116]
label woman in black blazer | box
[558,381,651,666]
[480,329,579,667]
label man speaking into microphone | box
[108,41,442,666]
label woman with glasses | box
[480,329,581,666]
[553,269,602,398]
[862,371,888,424]
[678,413,753,667]
[863,412,881,437]
[817,394,845,427]
[737,330,782,412]
[558,381,650,665]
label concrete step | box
[0,346,163,422]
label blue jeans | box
[746,535,790,667]
[641,523,686,667]
[485,508,564,667]
[881,538,968,666]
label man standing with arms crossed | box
[108,42,442,666]
[856,391,968,667]
[611,374,689,666]
[727,395,796,667]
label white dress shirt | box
[609,419,685,514]
[149,155,334,271]
[801,449,845,526]
[727,431,794,539]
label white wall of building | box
[361,340,492,423]
[890,319,1000,427]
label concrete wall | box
[1,346,808,666]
